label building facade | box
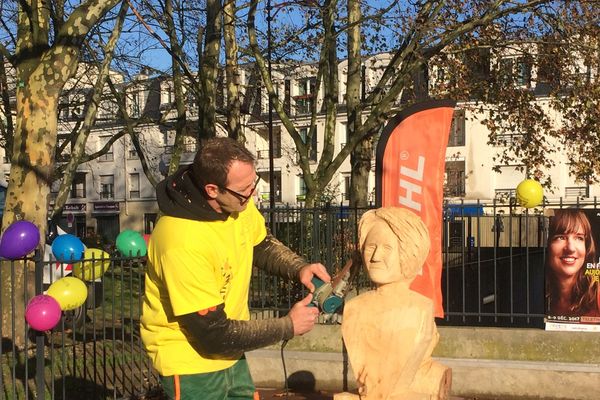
[0,52,596,243]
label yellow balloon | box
[73,248,111,281]
[516,179,544,208]
[47,276,88,311]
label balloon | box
[0,220,40,260]
[116,230,147,257]
[47,276,88,311]
[51,234,85,262]
[516,179,544,208]
[25,294,62,331]
[73,248,111,281]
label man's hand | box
[288,293,320,335]
[298,263,331,292]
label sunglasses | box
[220,176,261,204]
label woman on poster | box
[546,209,600,318]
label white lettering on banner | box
[398,155,425,212]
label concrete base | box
[247,350,600,399]
[247,325,600,400]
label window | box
[445,160,465,197]
[299,127,317,162]
[446,221,465,251]
[183,136,198,153]
[494,165,525,192]
[273,127,282,158]
[495,188,517,203]
[59,102,69,120]
[436,68,446,85]
[499,56,531,87]
[515,57,532,87]
[131,91,141,117]
[144,213,157,234]
[494,131,523,146]
[251,84,263,116]
[98,96,119,120]
[100,175,114,199]
[295,77,316,114]
[284,80,291,114]
[565,186,589,199]
[49,179,59,203]
[258,170,282,202]
[297,176,307,202]
[341,122,349,149]
[467,48,491,83]
[98,136,114,162]
[71,172,86,198]
[256,126,282,159]
[56,133,73,162]
[536,43,562,92]
[187,91,198,116]
[343,174,351,201]
[163,85,173,105]
[128,146,138,159]
[448,109,465,147]
[129,173,140,199]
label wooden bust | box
[335,207,451,400]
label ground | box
[257,389,478,399]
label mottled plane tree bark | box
[198,0,223,140]
[0,0,121,346]
[50,2,130,221]
[345,0,370,208]
[223,0,243,142]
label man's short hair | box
[191,137,255,188]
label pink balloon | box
[143,234,151,247]
[25,294,62,331]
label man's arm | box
[178,303,293,359]
[254,234,331,291]
[178,294,317,359]
[253,234,307,280]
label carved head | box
[358,207,430,284]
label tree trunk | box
[1,0,119,347]
[223,0,242,142]
[1,73,58,346]
[199,0,222,141]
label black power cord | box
[280,339,290,396]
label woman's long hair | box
[545,209,599,316]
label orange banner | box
[375,100,456,318]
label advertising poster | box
[375,99,456,318]
[545,208,600,332]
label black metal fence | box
[0,252,160,400]
[0,199,595,398]
[254,199,598,328]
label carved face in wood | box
[358,207,430,284]
[361,219,402,284]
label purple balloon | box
[0,220,40,260]
[25,294,62,331]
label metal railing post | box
[34,249,45,400]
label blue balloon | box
[0,220,40,260]
[51,234,85,262]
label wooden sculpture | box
[335,207,451,400]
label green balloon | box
[116,230,147,257]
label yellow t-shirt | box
[140,200,267,376]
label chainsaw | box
[310,250,362,314]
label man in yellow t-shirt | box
[141,137,330,400]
